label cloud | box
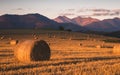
[12,8,25,11]
[77,9,89,13]
[77,8,120,12]
[66,9,75,12]
[16,8,24,10]
[92,13,109,16]
[110,11,120,16]
[90,9,111,12]
[60,13,75,16]
[77,8,120,16]
[77,8,112,14]
[92,11,120,16]
[60,8,120,18]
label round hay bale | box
[53,35,56,38]
[113,45,120,54]
[10,40,18,45]
[34,37,38,40]
[8,37,12,40]
[96,45,101,48]
[14,40,51,62]
[0,36,4,40]
[79,43,83,46]
[69,37,72,40]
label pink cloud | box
[60,13,75,16]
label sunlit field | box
[0,29,120,75]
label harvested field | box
[0,29,120,75]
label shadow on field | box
[62,56,120,61]
[1,56,120,72]
[0,54,13,57]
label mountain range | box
[0,13,59,29]
[0,13,120,33]
[84,18,120,32]
[54,16,120,32]
[54,16,99,26]
[0,13,86,32]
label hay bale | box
[14,40,51,62]
[0,36,4,40]
[33,34,38,40]
[34,37,38,40]
[10,40,18,45]
[8,37,12,40]
[69,37,72,40]
[113,45,120,54]
[79,43,83,46]
[96,45,101,48]
[53,35,56,38]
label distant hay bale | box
[92,39,94,41]
[79,43,83,46]
[34,37,38,40]
[69,37,72,40]
[113,45,120,54]
[53,35,56,38]
[96,45,101,48]
[33,35,37,37]
[14,40,51,62]
[33,34,38,40]
[0,36,4,40]
[8,37,12,40]
[10,40,18,45]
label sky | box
[0,0,120,20]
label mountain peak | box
[0,13,59,29]
[57,16,67,18]
[72,16,99,26]
[54,16,72,23]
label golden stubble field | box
[0,29,120,75]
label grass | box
[0,29,120,75]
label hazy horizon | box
[0,0,120,20]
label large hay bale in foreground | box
[113,45,120,54]
[14,40,51,62]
